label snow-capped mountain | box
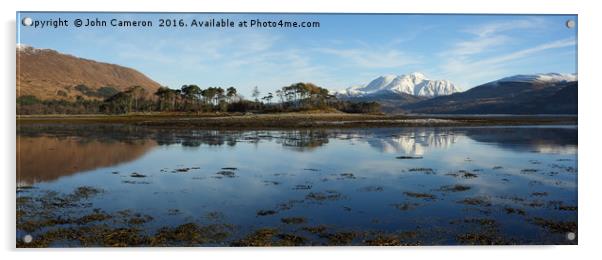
[492,73,577,85]
[336,72,461,98]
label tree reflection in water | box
[17,124,577,185]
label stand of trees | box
[17,95,105,115]
[17,82,381,115]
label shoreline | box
[16,112,578,129]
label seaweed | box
[215,170,236,178]
[530,218,577,233]
[457,197,492,207]
[305,191,343,202]
[438,184,471,192]
[396,156,423,160]
[403,191,436,200]
[281,217,306,225]
[256,210,277,216]
[391,202,420,211]
[130,172,146,178]
[408,168,435,174]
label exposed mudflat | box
[17,113,577,129]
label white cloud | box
[435,17,571,87]
[440,37,576,86]
[317,47,420,69]
[464,17,546,37]
[443,35,511,56]
[476,37,576,66]
[442,18,548,59]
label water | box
[16,124,578,246]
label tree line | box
[17,82,381,115]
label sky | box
[17,12,577,97]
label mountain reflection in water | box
[17,136,155,184]
[17,124,577,184]
[365,126,577,155]
[16,123,577,245]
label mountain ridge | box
[491,73,577,85]
[402,74,577,114]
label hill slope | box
[402,73,577,114]
[17,45,162,101]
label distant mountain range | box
[336,72,577,114]
[17,45,161,101]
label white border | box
[2,0,600,259]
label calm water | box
[16,124,578,246]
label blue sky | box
[18,13,577,97]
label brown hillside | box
[16,45,162,101]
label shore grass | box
[16,112,577,129]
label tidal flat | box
[16,123,577,247]
[16,113,577,128]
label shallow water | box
[16,124,578,246]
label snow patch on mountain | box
[494,73,577,84]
